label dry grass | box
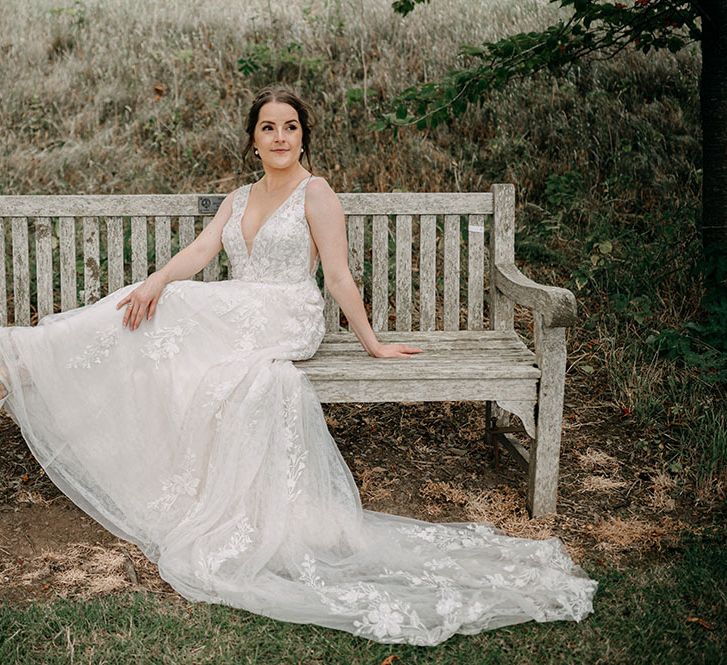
[589,515,688,558]
[0,0,568,195]
[7,541,169,600]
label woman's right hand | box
[115,272,168,331]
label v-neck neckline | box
[238,175,311,259]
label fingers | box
[132,302,146,331]
[116,295,129,309]
[147,297,158,320]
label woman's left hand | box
[369,343,424,358]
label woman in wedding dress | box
[0,86,598,646]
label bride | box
[0,86,598,646]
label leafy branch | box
[377,0,701,131]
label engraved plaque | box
[198,195,225,215]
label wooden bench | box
[0,183,577,516]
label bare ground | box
[0,367,723,606]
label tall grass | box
[0,0,723,504]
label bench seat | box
[294,330,539,403]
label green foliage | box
[48,0,88,29]
[237,41,324,80]
[384,1,700,131]
[544,170,585,210]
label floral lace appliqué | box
[200,515,255,576]
[66,325,119,368]
[299,553,431,642]
[282,386,307,502]
[147,450,200,513]
[140,318,199,368]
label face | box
[253,101,303,169]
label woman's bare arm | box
[305,178,423,359]
[116,189,235,331]
[157,191,235,284]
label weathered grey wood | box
[0,219,7,326]
[419,214,437,331]
[443,214,460,331]
[396,214,412,332]
[83,216,100,305]
[11,217,30,325]
[347,215,364,333]
[179,216,195,250]
[372,215,388,332]
[35,217,53,319]
[323,282,339,332]
[528,311,568,517]
[488,184,516,471]
[131,216,147,284]
[490,184,515,331]
[59,217,77,311]
[493,432,529,469]
[494,263,577,328]
[106,217,124,294]
[496,399,536,439]
[0,192,494,217]
[155,216,171,272]
[467,213,486,331]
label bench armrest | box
[493,263,577,327]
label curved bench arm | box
[493,263,577,328]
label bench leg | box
[527,319,567,517]
[485,400,511,471]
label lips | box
[273,149,288,152]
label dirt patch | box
[0,385,718,604]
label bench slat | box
[419,214,436,331]
[155,215,171,272]
[35,217,53,319]
[107,216,124,293]
[323,282,339,331]
[443,214,460,331]
[83,216,100,305]
[467,213,486,330]
[59,217,77,311]
[11,217,30,325]
[372,214,388,332]
[0,192,494,217]
[395,214,412,331]
[131,216,147,284]
[179,216,195,250]
[322,330,522,342]
[300,377,538,403]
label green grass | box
[1,528,724,665]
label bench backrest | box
[0,184,515,332]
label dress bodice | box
[222,175,319,284]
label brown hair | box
[242,86,316,171]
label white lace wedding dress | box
[0,174,598,645]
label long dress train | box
[0,174,598,646]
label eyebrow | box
[259,119,299,124]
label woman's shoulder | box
[307,174,334,194]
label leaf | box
[380,656,400,665]
[598,240,613,254]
